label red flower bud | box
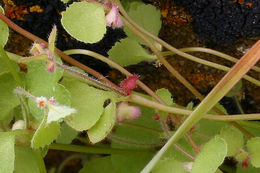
[120,75,139,95]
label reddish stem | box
[0,13,125,95]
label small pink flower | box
[120,75,139,95]
[48,97,56,104]
[116,102,141,123]
[36,96,48,108]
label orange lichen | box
[29,5,44,13]
[4,0,29,20]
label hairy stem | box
[0,13,122,96]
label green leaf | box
[152,158,188,173]
[155,88,173,106]
[124,3,161,45]
[79,156,117,173]
[110,105,160,173]
[26,58,64,121]
[61,1,106,44]
[46,103,76,124]
[247,137,260,168]
[0,6,9,47]
[0,72,20,121]
[62,80,115,131]
[31,113,60,148]
[191,136,227,173]
[108,38,155,66]
[88,102,116,143]
[56,123,78,144]
[219,125,244,156]
[14,146,40,173]
[0,132,15,173]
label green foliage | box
[152,158,188,173]
[155,88,173,106]
[31,113,60,148]
[191,136,227,173]
[108,38,155,66]
[110,105,161,173]
[56,123,78,144]
[219,125,244,156]
[0,6,9,47]
[61,2,106,44]
[14,146,40,173]
[79,156,117,173]
[247,137,260,168]
[25,59,69,121]
[62,80,116,131]
[0,132,15,173]
[123,3,161,45]
[88,102,116,143]
[0,72,20,121]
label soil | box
[1,0,259,172]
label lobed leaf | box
[219,125,244,156]
[62,80,116,131]
[14,146,40,173]
[0,72,20,121]
[56,123,78,144]
[31,113,60,148]
[191,136,227,173]
[0,132,15,173]
[61,2,106,44]
[108,38,155,66]
[88,102,116,143]
[124,3,161,45]
[247,137,260,168]
[152,158,188,173]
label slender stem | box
[162,49,260,86]
[123,19,205,101]
[116,1,253,137]
[141,40,260,173]
[49,143,154,155]
[56,62,125,95]
[64,49,171,138]
[116,0,260,78]
[130,93,260,121]
[64,49,165,105]
[0,13,122,96]
[162,47,260,72]
[34,149,47,173]
[0,46,23,86]
[185,134,200,154]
